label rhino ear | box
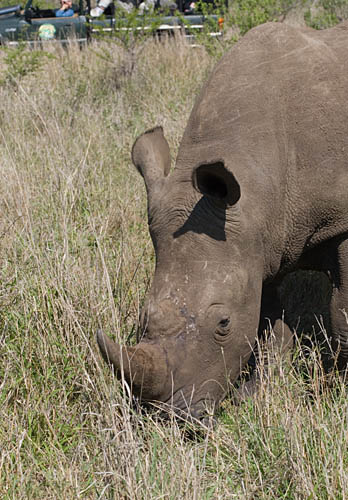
[192,161,241,207]
[132,127,171,191]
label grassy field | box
[0,30,347,499]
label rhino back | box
[174,21,348,268]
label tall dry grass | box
[0,37,347,499]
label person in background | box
[55,0,74,16]
[91,0,134,16]
[90,0,176,17]
[183,0,195,13]
[90,0,112,16]
[139,0,176,13]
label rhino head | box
[97,126,264,421]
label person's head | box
[60,0,72,7]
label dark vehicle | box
[0,0,87,44]
[0,0,223,45]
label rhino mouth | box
[150,392,217,427]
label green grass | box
[0,26,347,500]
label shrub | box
[0,41,54,86]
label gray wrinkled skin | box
[97,21,348,420]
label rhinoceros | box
[97,21,348,420]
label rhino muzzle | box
[97,329,170,401]
[97,330,221,423]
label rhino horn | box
[131,126,171,193]
[96,330,168,400]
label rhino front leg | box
[329,238,348,378]
[258,284,294,356]
[235,284,293,400]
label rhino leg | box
[329,238,348,378]
[235,285,293,400]
[258,284,294,356]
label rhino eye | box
[219,318,230,328]
[215,317,231,339]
